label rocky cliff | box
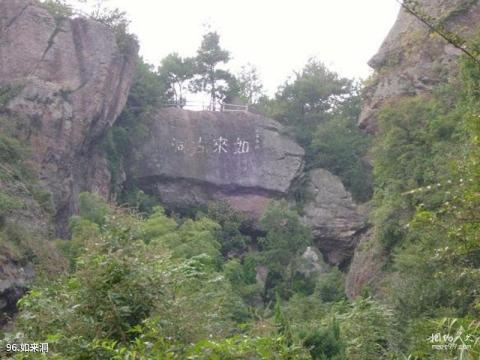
[0,0,137,323]
[0,0,138,236]
[359,0,480,133]
[348,0,480,298]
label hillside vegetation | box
[0,1,479,359]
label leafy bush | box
[259,201,312,301]
[7,199,245,357]
[316,268,346,303]
[338,298,400,359]
[0,85,22,109]
[205,201,252,257]
[303,320,346,360]
[40,1,72,19]
[311,94,372,202]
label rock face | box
[351,0,480,297]
[0,0,138,235]
[302,169,366,266]
[0,254,34,327]
[345,229,387,299]
[359,0,480,133]
[126,108,305,218]
[0,0,137,324]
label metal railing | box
[221,103,249,112]
[162,100,249,113]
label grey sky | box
[73,0,400,95]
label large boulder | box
[126,108,305,218]
[302,169,366,266]
[359,0,480,133]
[0,0,138,235]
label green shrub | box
[78,192,109,226]
[205,201,251,257]
[0,192,23,222]
[39,0,73,20]
[0,85,22,109]
[310,95,372,202]
[316,268,346,303]
[303,320,346,360]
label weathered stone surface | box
[298,246,327,277]
[0,258,34,326]
[352,0,480,296]
[0,0,137,323]
[345,229,388,299]
[0,0,138,235]
[126,108,305,218]
[302,169,366,266]
[359,0,480,133]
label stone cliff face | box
[0,0,137,322]
[359,0,480,133]
[0,0,138,235]
[126,108,305,219]
[302,169,366,266]
[349,0,480,298]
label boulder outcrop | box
[0,0,138,236]
[125,108,305,218]
[302,169,366,266]
[359,0,480,133]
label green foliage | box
[236,63,265,105]
[0,85,22,109]
[256,61,371,207]
[108,58,170,191]
[338,298,400,359]
[288,174,314,213]
[371,87,465,249]
[0,191,23,223]
[260,201,312,300]
[158,53,195,106]
[405,317,480,359]
[7,199,244,357]
[192,30,234,108]
[369,42,480,358]
[39,0,73,20]
[302,320,346,360]
[311,93,372,202]
[121,58,171,124]
[267,58,352,149]
[260,201,312,261]
[316,268,346,303]
[204,201,251,257]
[78,192,109,226]
[0,133,29,165]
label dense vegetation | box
[1,193,399,359]
[2,47,479,356]
[1,1,480,359]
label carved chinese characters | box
[169,133,260,156]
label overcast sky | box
[73,0,401,95]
